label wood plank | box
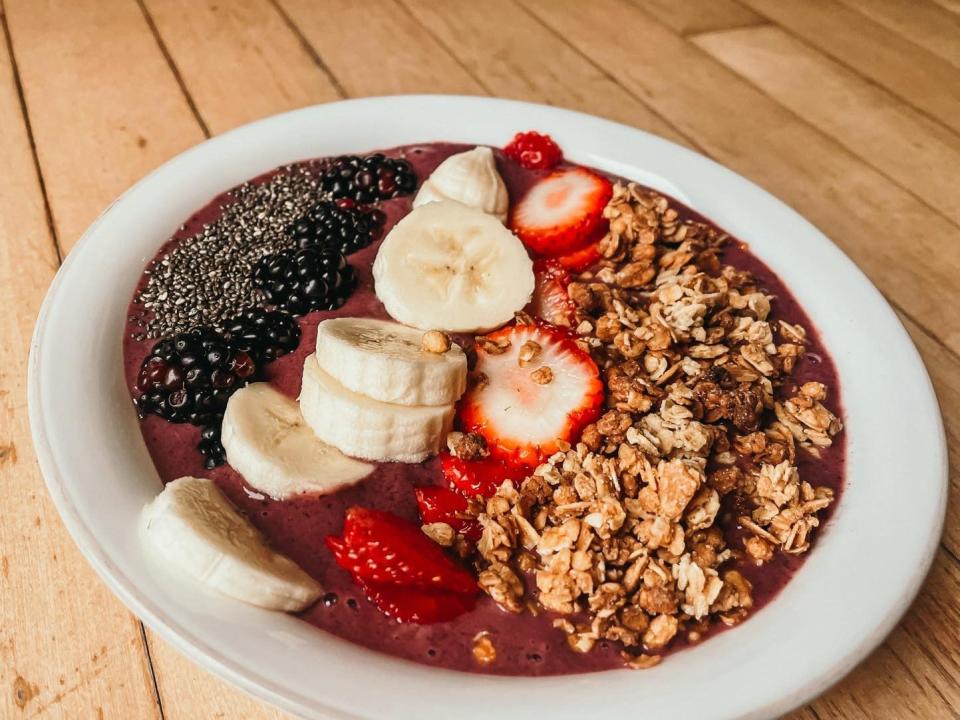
[399,0,689,146]
[837,0,960,69]
[930,0,960,15]
[692,24,960,227]
[520,0,960,356]
[143,0,342,135]
[809,549,960,719]
[637,0,764,35]
[0,9,161,720]
[4,0,205,252]
[736,0,960,135]
[275,0,481,96]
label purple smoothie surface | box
[123,143,845,676]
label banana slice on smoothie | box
[314,318,467,406]
[140,476,321,611]
[413,146,509,221]
[372,200,534,333]
[222,382,373,500]
[299,353,453,463]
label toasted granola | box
[461,183,844,666]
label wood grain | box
[637,0,764,35]
[836,0,960,69]
[520,0,960,356]
[692,24,960,228]
[0,7,161,720]
[399,0,689,146]
[737,0,960,136]
[276,0,481,97]
[143,0,342,135]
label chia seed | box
[135,162,328,339]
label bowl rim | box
[29,95,948,720]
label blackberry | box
[197,424,226,470]
[225,307,301,364]
[288,200,386,255]
[252,246,356,315]
[320,154,417,203]
[134,327,257,427]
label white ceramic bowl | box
[29,96,947,720]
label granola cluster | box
[460,183,844,667]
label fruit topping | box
[503,131,563,171]
[252,245,356,315]
[135,327,258,467]
[509,167,612,258]
[458,322,603,465]
[319,153,417,203]
[413,146,509,222]
[414,485,482,541]
[529,259,576,327]
[373,201,534,333]
[555,240,602,273]
[287,200,385,256]
[326,507,477,623]
[223,307,301,364]
[439,452,526,499]
[354,578,476,624]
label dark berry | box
[197,423,226,469]
[252,246,356,316]
[287,200,384,256]
[504,131,563,170]
[224,307,301,364]
[134,327,258,428]
[319,154,417,203]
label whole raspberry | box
[503,131,563,170]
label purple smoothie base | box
[124,143,845,676]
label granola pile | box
[461,183,844,668]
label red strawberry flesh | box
[440,452,527,499]
[458,322,604,465]
[509,167,612,257]
[327,507,477,595]
[414,485,482,541]
[356,578,476,624]
[503,130,563,171]
[529,259,576,327]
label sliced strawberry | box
[414,485,482,542]
[503,131,563,171]
[356,578,476,624]
[459,322,603,465]
[556,240,602,272]
[439,452,527,499]
[326,507,477,595]
[529,259,576,327]
[509,167,612,257]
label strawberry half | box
[414,485,482,541]
[529,259,576,327]
[355,578,476,624]
[439,452,527,499]
[509,167,612,257]
[327,507,477,595]
[556,240,602,273]
[459,322,603,465]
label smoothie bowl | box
[29,96,946,720]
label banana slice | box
[299,354,453,463]
[222,382,373,500]
[315,318,467,407]
[372,200,534,333]
[140,476,321,611]
[413,146,509,222]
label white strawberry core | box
[516,170,598,228]
[476,326,594,445]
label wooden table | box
[2,1,958,717]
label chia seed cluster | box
[134,163,326,340]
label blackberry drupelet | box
[134,327,257,428]
[319,154,417,203]
[197,424,227,469]
[224,307,301,364]
[288,200,386,255]
[252,246,356,315]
